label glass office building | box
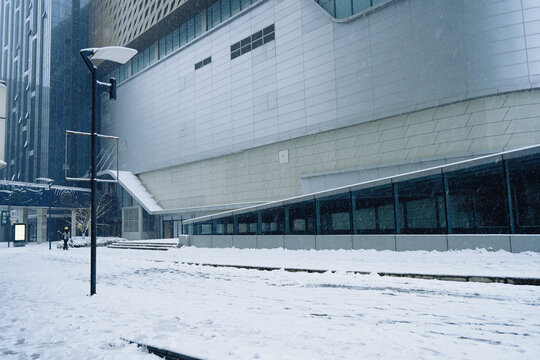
[0,0,91,186]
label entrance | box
[163,220,182,238]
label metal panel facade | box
[102,0,540,175]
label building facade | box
[0,0,108,243]
[93,0,540,248]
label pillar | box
[71,209,77,237]
[37,208,47,243]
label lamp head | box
[80,46,137,66]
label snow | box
[1,243,539,359]
[106,170,163,213]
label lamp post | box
[80,46,137,296]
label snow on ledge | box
[105,170,163,213]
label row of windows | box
[230,24,274,60]
[316,0,387,19]
[108,0,261,83]
[195,56,212,70]
[207,0,256,30]
[186,149,540,236]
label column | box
[37,208,47,243]
[71,209,77,237]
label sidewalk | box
[103,243,540,279]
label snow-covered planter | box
[56,236,127,248]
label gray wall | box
[103,0,540,175]
[188,234,540,253]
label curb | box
[179,262,540,286]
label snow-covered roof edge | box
[105,170,163,213]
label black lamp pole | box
[80,50,98,296]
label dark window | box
[507,152,540,233]
[195,220,213,235]
[286,200,316,235]
[395,174,447,234]
[213,216,235,235]
[446,161,509,234]
[353,184,395,234]
[260,207,285,235]
[194,56,211,70]
[318,194,352,234]
[230,24,275,60]
[236,212,258,235]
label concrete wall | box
[139,89,540,209]
[188,234,540,253]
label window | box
[507,152,540,233]
[194,56,211,70]
[260,207,285,235]
[353,183,395,234]
[123,207,139,232]
[195,221,213,235]
[318,194,352,234]
[236,212,258,235]
[213,216,235,235]
[142,209,155,232]
[446,161,509,234]
[394,174,446,234]
[231,24,274,60]
[286,200,316,235]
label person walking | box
[62,227,71,250]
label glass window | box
[336,0,352,18]
[353,0,371,13]
[222,0,231,21]
[319,0,335,17]
[142,209,155,232]
[213,216,235,235]
[195,12,203,37]
[260,207,285,235]
[507,152,540,233]
[165,32,173,54]
[446,162,509,234]
[206,6,213,30]
[353,184,395,234]
[158,37,166,58]
[195,221,213,235]
[187,18,194,41]
[286,200,316,235]
[241,0,251,10]
[318,194,352,234]
[231,0,241,15]
[395,174,446,234]
[180,23,187,46]
[212,1,221,28]
[172,28,180,49]
[236,212,258,235]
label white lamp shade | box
[90,46,138,64]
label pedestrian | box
[62,227,71,250]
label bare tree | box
[73,194,115,239]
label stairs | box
[108,239,179,251]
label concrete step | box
[107,239,179,251]
[108,245,170,251]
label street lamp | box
[0,80,7,170]
[80,46,137,296]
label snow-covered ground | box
[1,242,539,359]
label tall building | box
[0,0,94,243]
[92,0,540,249]
[0,0,91,185]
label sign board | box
[14,223,26,246]
[1,210,8,225]
[14,223,26,240]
